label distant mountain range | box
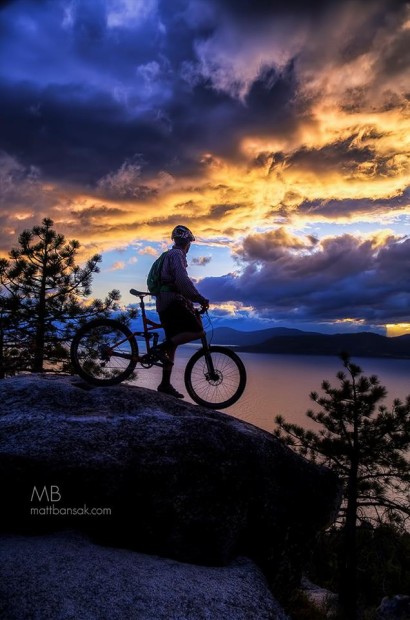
[207,327,410,359]
[207,326,318,346]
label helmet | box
[171,225,195,243]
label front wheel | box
[70,318,138,386]
[184,346,246,409]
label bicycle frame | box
[104,293,161,363]
[138,294,162,353]
[126,290,218,378]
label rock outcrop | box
[0,374,341,585]
[300,577,338,615]
[377,595,410,619]
[0,531,288,620]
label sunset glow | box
[1,0,409,333]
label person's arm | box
[170,250,208,305]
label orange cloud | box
[109,261,125,271]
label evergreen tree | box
[0,288,22,378]
[0,218,126,374]
[274,353,410,619]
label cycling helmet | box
[171,225,195,243]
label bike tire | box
[70,318,138,386]
[184,346,246,409]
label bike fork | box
[200,335,218,381]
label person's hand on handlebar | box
[200,298,210,313]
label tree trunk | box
[339,462,358,619]
[32,319,45,372]
[339,387,360,620]
[32,255,48,373]
[0,326,5,379]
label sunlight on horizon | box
[386,323,410,337]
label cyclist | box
[153,225,209,398]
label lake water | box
[131,347,410,432]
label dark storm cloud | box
[191,0,353,24]
[0,79,193,184]
[200,232,410,325]
[0,151,60,247]
[0,0,307,185]
[262,125,406,182]
[377,26,410,78]
[237,227,318,261]
[280,139,375,175]
[290,187,410,220]
[74,204,128,224]
[1,0,406,192]
[0,0,186,182]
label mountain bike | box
[70,289,247,409]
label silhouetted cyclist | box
[153,225,209,398]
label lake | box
[131,347,410,432]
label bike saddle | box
[130,289,150,297]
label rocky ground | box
[0,374,342,619]
[0,530,288,620]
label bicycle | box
[70,289,247,409]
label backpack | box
[146,251,174,295]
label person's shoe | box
[157,384,184,399]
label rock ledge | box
[0,374,341,576]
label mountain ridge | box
[208,327,410,359]
[207,326,321,346]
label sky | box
[1,0,410,334]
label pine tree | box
[0,288,22,378]
[0,218,125,374]
[274,353,410,619]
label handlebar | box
[196,304,209,316]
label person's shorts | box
[159,300,203,340]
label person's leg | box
[169,330,205,347]
[158,330,204,389]
[158,348,185,397]
[159,343,176,388]
[157,302,204,397]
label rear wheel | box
[70,318,138,386]
[184,346,246,409]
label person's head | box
[171,225,195,252]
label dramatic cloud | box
[200,230,410,325]
[237,227,318,261]
[96,159,158,201]
[1,0,409,330]
[293,187,410,222]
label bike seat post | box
[139,296,149,330]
